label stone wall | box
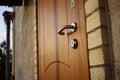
[108,0,120,80]
[13,0,37,80]
[85,0,112,80]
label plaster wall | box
[108,0,120,80]
[13,0,37,80]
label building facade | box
[13,0,120,80]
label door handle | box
[57,22,77,35]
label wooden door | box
[37,0,89,80]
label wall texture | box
[108,0,120,80]
[13,0,37,80]
[85,0,112,80]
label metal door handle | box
[57,22,77,35]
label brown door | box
[37,0,89,80]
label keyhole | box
[70,39,78,49]
[71,0,75,8]
[72,2,74,5]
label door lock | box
[70,39,78,49]
[71,0,75,8]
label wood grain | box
[37,0,90,80]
